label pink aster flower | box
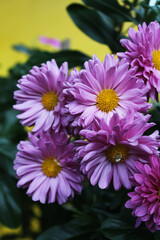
[64,54,151,128]
[125,155,160,232]
[39,36,62,49]
[118,21,160,100]
[14,131,83,204]
[76,110,159,190]
[13,59,68,133]
[39,36,70,50]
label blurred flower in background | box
[39,36,70,50]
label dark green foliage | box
[67,4,124,52]
[148,102,160,135]
[0,174,22,228]
[67,0,160,53]
[137,2,160,24]
[101,208,155,240]
[67,3,124,53]
[82,0,137,24]
[13,44,34,54]
[154,231,160,240]
[37,223,94,240]
[11,49,90,79]
[27,50,90,68]
[0,138,17,176]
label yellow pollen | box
[152,50,160,71]
[41,91,58,111]
[96,89,119,113]
[42,157,61,177]
[106,144,128,164]
[158,189,160,196]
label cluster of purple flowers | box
[14,21,160,232]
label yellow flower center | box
[42,157,61,177]
[41,91,58,111]
[96,89,119,113]
[106,144,128,164]
[158,189,160,196]
[152,50,160,71]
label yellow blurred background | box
[0,0,109,77]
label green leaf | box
[67,3,114,45]
[149,102,160,123]
[82,0,137,24]
[135,1,160,24]
[0,137,17,176]
[0,109,27,142]
[134,5,145,24]
[9,50,90,79]
[13,44,33,54]
[67,4,123,52]
[101,210,154,240]
[27,50,90,68]
[37,223,94,240]
[0,174,21,228]
[0,77,17,111]
[109,188,128,210]
[154,231,160,240]
[101,217,134,239]
[145,5,160,23]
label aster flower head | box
[118,21,160,100]
[64,54,151,129]
[14,131,83,204]
[14,59,68,133]
[125,155,160,232]
[76,110,160,191]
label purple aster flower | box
[13,59,69,133]
[118,21,160,100]
[64,54,151,129]
[14,131,83,204]
[76,110,159,190]
[125,155,160,232]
